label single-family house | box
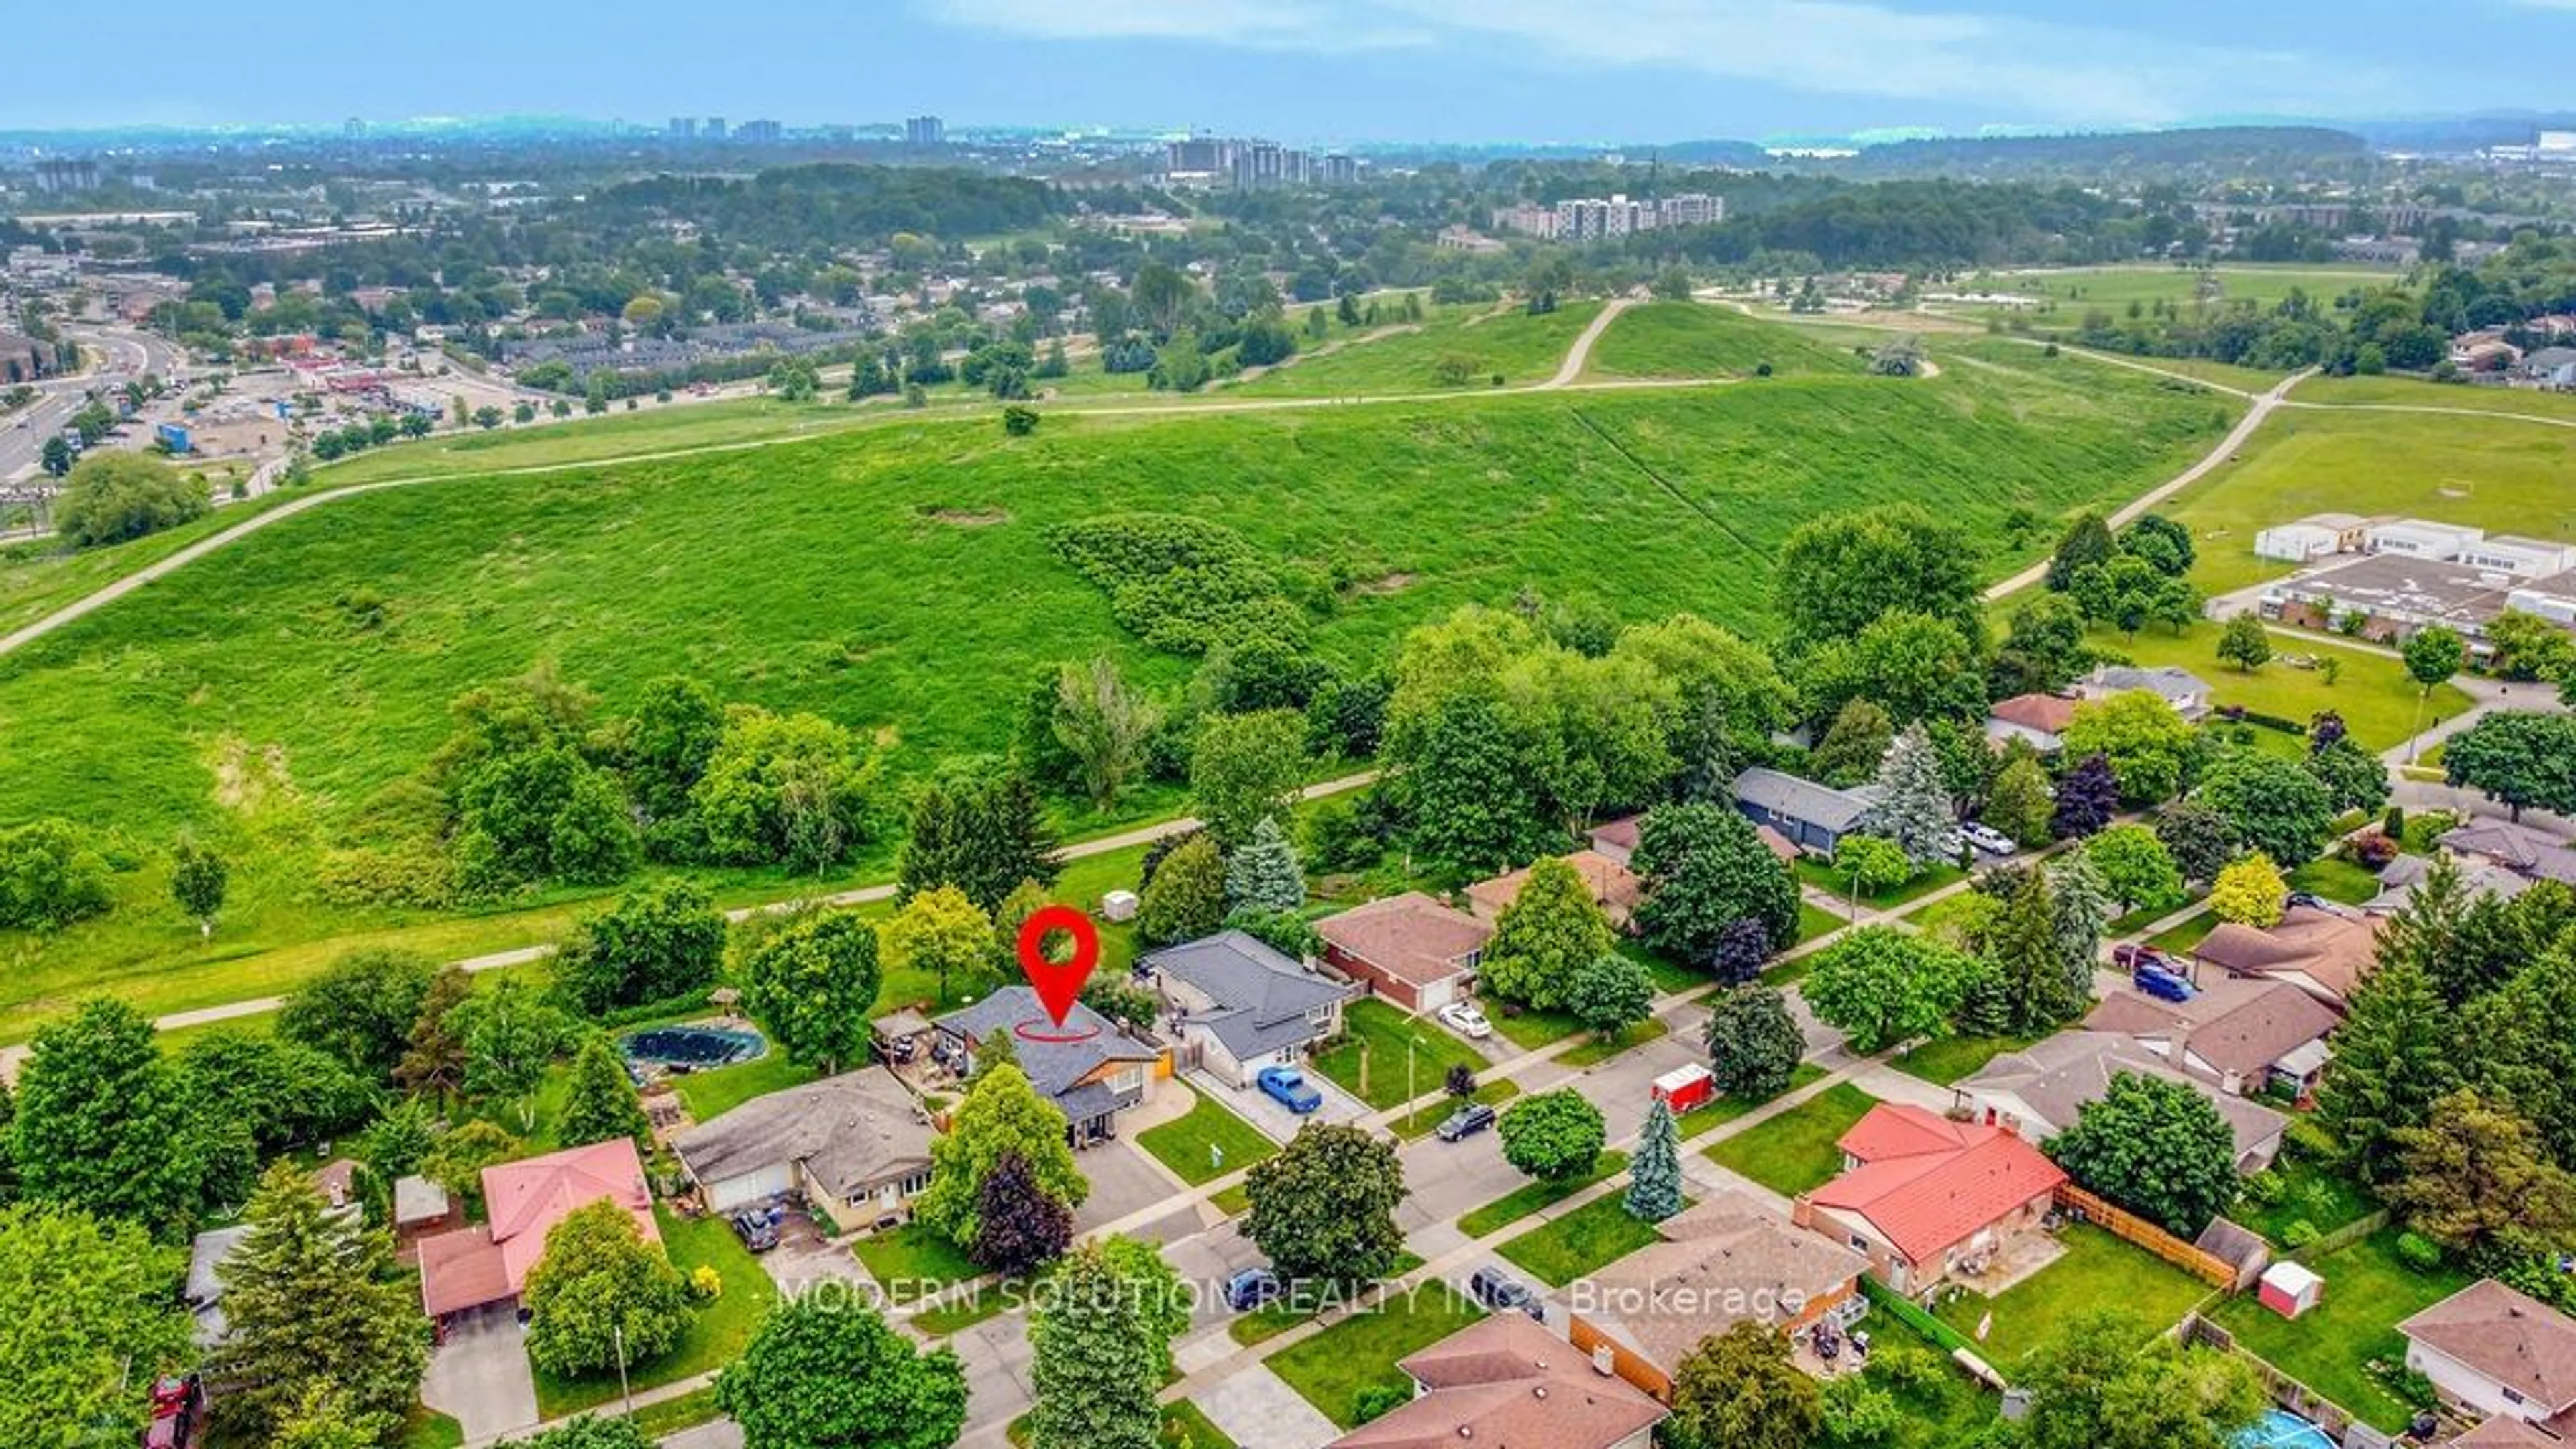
[2449,1416,2566,1447]
[1568,1195,1869,1401]
[2443,818,2576,888]
[2399,1279,2576,1436]
[1146,930,1352,1087]
[2363,852,2533,914]
[934,987,1168,1143]
[1314,892,1493,1012]
[1326,1313,1667,1449]
[673,1065,936,1234]
[1986,693,2080,754]
[2189,907,2381,1012]
[1956,1030,2289,1173]
[1589,814,1643,866]
[1467,850,1644,928]
[2077,665,2212,721]
[1732,767,1881,857]
[2086,978,2342,1097]
[186,1225,252,1348]
[1791,1103,2067,1297]
[417,1138,661,1322]
[2520,346,2576,388]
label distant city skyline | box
[7,0,2576,141]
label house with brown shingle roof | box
[1986,693,2080,753]
[1568,1195,1868,1401]
[1314,892,1493,1013]
[2400,1279,2576,1436]
[1792,1102,2066,1297]
[1326,1313,1667,1449]
[2085,977,2342,1099]
[1467,851,1642,929]
[2190,905,2381,1011]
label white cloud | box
[922,0,2388,123]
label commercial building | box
[905,115,945,147]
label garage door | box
[706,1163,795,1212]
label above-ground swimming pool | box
[620,1024,767,1072]
[2237,1409,2338,1449]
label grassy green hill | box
[1585,302,1866,380]
[0,343,2233,1032]
[1217,301,1604,396]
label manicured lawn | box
[1161,1401,1238,1449]
[912,1286,1013,1336]
[1311,999,1490,1112]
[1227,1250,1428,1347]
[1676,1063,1827,1141]
[396,1407,465,1449]
[849,1222,981,1299]
[1797,901,1847,944]
[2149,911,2220,954]
[1210,1183,1250,1217]
[1892,1034,2036,1089]
[1224,301,1603,397]
[2288,855,2383,906]
[1267,1282,1487,1428]
[1701,1083,1878,1197]
[1929,1224,2217,1369]
[1495,1191,1673,1287]
[1560,1016,1670,1067]
[625,1386,724,1438]
[1491,1005,1582,1052]
[1388,1079,1521,1142]
[1586,301,1866,380]
[0,351,2234,1036]
[2084,623,2470,753]
[1827,1307,2002,1448]
[1796,859,1968,911]
[669,1049,818,1122]
[533,1205,780,1418]
[1136,1085,1278,1186]
[1456,1151,1632,1237]
[2208,1230,2469,1433]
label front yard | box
[1928,1224,2218,1369]
[1266,1283,1487,1429]
[532,1205,780,1418]
[1495,1191,1672,1286]
[1456,1151,1631,1236]
[1136,1086,1277,1185]
[849,1221,980,1299]
[2207,1229,2469,1434]
[1796,859,1970,912]
[1311,998,1491,1111]
[1892,1034,2037,1089]
[1701,1083,1878,1197]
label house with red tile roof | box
[1326,1313,1666,1449]
[1986,693,2080,754]
[1314,892,1493,1013]
[1790,1102,2066,1297]
[417,1138,661,1320]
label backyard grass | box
[1821,1309,2000,1449]
[2208,1229,2469,1434]
[1495,1190,1673,1287]
[1312,999,1491,1112]
[1892,1034,2036,1089]
[2161,403,2576,596]
[849,1222,981,1299]
[1701,1083,1879,1197]
[1586,301,1866,380]
[2288,855,2385,906]
[669,1051,818,1122]
[1267,1282,1487,1428]
[1136,1085,1279,1185]
[2084,622,2471,752]
[1387,1078,1521,1142]
[1929,1224,2218,1369]
[2239,1156,2380,1247]
[533,1205,779,1418]
[0,350,2234,1026]
[1456,1151,1632,1237]
[1676,1063,1828,1140]
[2148,911,2220,953]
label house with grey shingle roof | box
[1145,930,1353,1087]
[934,987,1168,1144]
[1731,766,1880,856]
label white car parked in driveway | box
[1436,1002,1493,1039]
[1959,822,2019,857]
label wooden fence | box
[2055,1184,2239,1289]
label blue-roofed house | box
[1144,930,1355,1088]
[934,987,1169,1144]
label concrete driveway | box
[760,1208,874,1301]
[421,1305,539,1444]
[1195,1066,1367,1144]
[1073,1137,1185,1234]
[1197,1362,1341,1449]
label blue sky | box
[10,0,2576,141]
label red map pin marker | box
[1016,904,1102,1030]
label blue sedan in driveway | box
[1257,1064,1324,1114]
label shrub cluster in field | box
[1045,513,1310,655]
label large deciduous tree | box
[1481,855,1615,1010]
[2445,712,2576,822]
[736,908,882,1073]
[211,1162,428,1442]
[879,884,996,1008]
[1774,504,1982,655]
[0,1205,195,1449]
[2084,824,2184,914]
[917,1065,1085,1250]
[971,1148,1075,1278]
[2051,753,2120,840]
[1027,1238,1190,1449]
[452,978,566,1130]
[1566,952,1656,1040]
[1498,1089,1606,1183]
[1049,658,1160,811]
[2062,692,2196,807]
[1985,755,2057,847]
[280,947,437,1084]
[14,996,250,1240]
[1243,1124,1405,1285]
[714,1295,967,1449]
[1703,985,1805,1101]
[1801,928,1969,1055]
[2155,800,2234,886]
[2209,854,2288,928]
[2384,1088,2576,1264]
[1136,834,1227,946]
[551,877,728,1016]
[523,1201,692,1380]
[1402,690,1546,871]
[1631,803,1802,969]
[2020,1312,2267,1449]
[1665,1322,1822,1449]
[2198,750,2336,867]
[1189,709,1308,849]
[2044,1073,2239,1236]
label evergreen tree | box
[971,1149,1073,1277]
[2051,753,2119,839]
[2047,854,2112,1014]
[2317,959,2461,1186]
[557,1034,651,1152]
[1626,1098,1683,1223]
[1992,869,2078,1033]
[0,1204,197,1448]
[1863,722,1957,866]
[2045,512,2117,592]
[1028,1238,1189,1449]
[1481,855,1615,1010]
[270,1387,396,1449]
[211,1163,428,1442]
[394,965,475,1097]
[898,768,1063,913]
[1224,816,1307,914]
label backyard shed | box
[2258,1260,2325,1320]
